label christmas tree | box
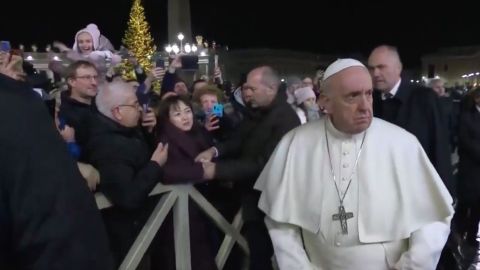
[123,0,155,69]
[120,0,161,90]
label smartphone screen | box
[212,103,224,118]
[181,55,199,70]
[0,41,11,52]
[155,58,165,68]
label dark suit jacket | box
[457,108,480,201]
[0,74,113,270]
[373,81,454,194]
[215,92,301,220]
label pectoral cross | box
[332,205,354,235]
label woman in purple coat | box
[154,95,218,270]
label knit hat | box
[322,58,365,81]
[294,87,316,105]
[72,24,101,52]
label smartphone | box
[155,58,165,68]
[58,117,66,130]
[180,55,199,70]
[0,41,11,52]
[212,103,224,118]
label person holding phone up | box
[192,84,239,143]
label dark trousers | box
[243,220,274,270]
[453,197,480,244]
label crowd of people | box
[1,23,479,270]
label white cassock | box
[254,117,454,270]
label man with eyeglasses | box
[86,80,168,267]
[58,60,99,162]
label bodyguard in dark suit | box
[0,72,113,269]
[368,45,454,194]
[196,66,301,270]
[455,88,480,245]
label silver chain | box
[324,119,367,205]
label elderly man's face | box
[322,67,373,134]
[431,80,446,96]
[115,87,142,128]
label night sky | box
[1,0,479,68]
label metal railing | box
[95,183,249,270]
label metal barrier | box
[95,183,250,270]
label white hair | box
[96,81,135,120]
[428,78,444,87]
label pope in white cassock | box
[254,59,454,270]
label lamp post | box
[184,43,191,53]
[165,44,172,55]
[177,33,184,52]
[172,44,180,54]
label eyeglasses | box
[117,102,141,110]
[75,75,98,81]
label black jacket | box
[215,92,301,220]
[457,108,480,201]
[0,74,113,270]
[58,92,96,161]
[373,81,454,194]
[86,113,163,265]
[86,113,162,210]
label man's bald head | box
[244,66,280,108]
[252,66,281,91]
[368,45,403,92]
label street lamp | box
[177,33,184,52]
[172,44,180,54]
[165,44,172,54]
[184,43,191,53]
[192,44,197,53]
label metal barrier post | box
[119,191,178,270]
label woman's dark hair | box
[157,95,194,124]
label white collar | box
[326,116,366,141]
[476,105,480,113]
[382,79,401,100]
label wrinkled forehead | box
[328,67,372,93]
